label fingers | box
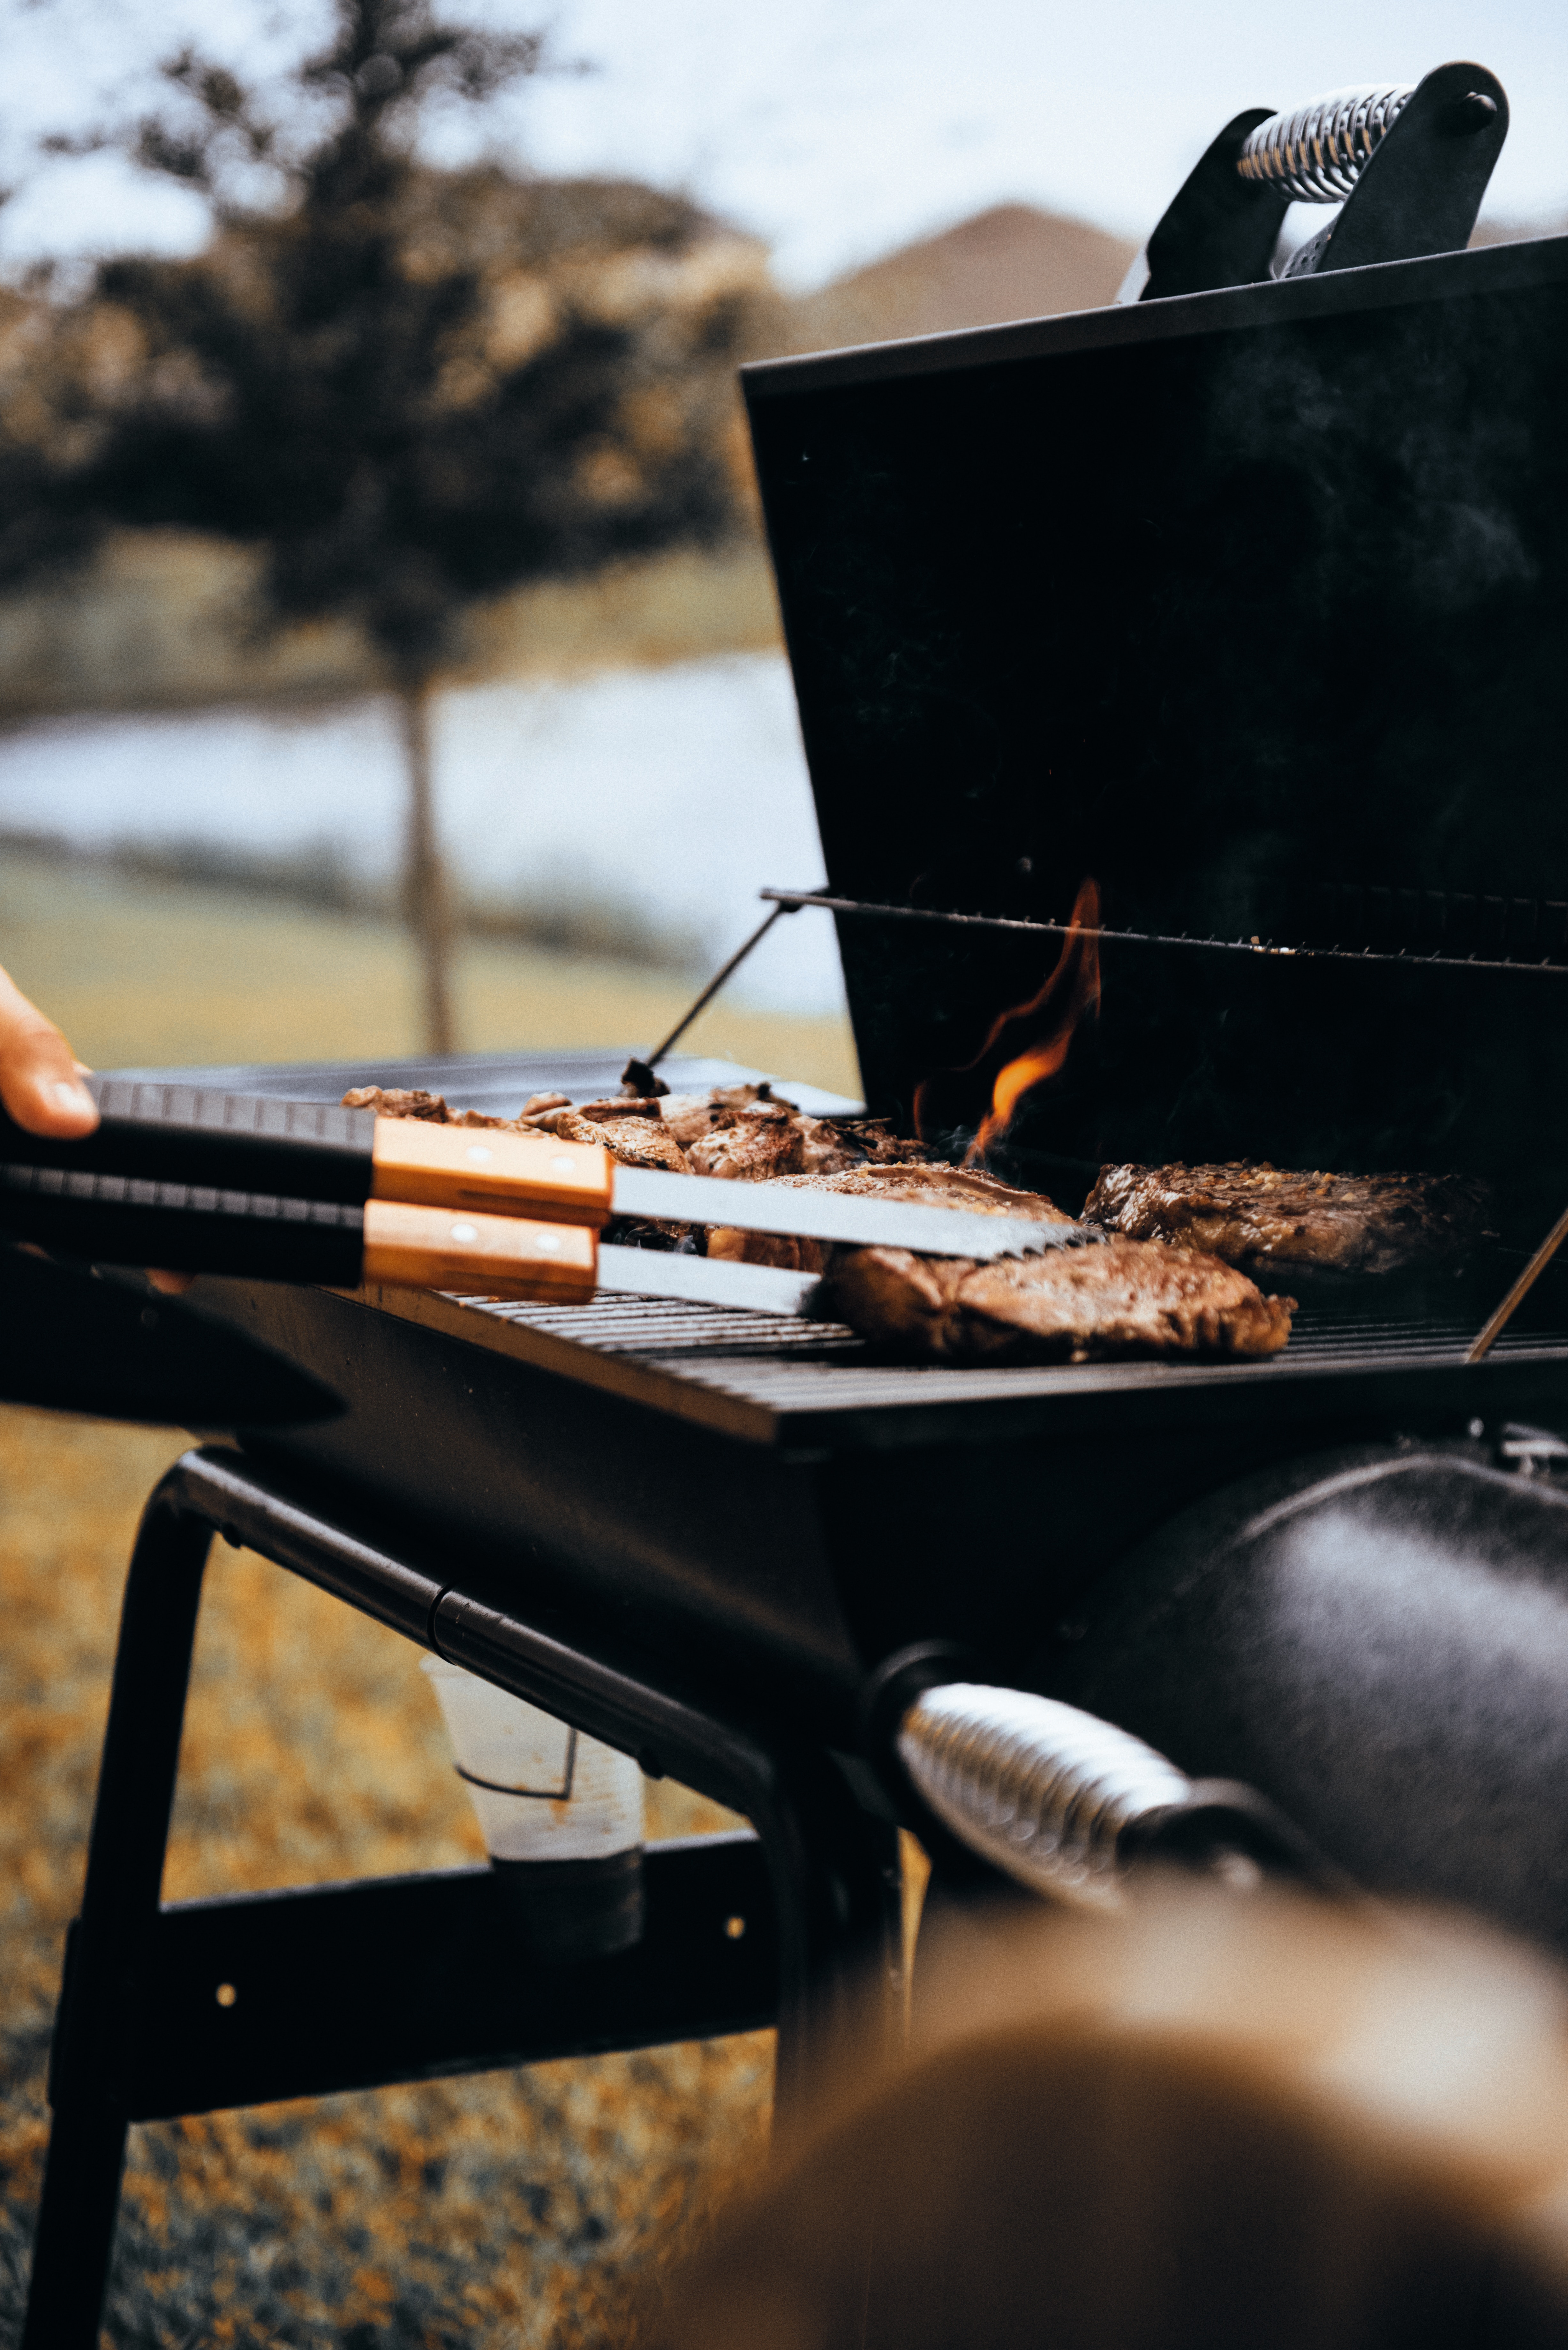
[0,964,97,1136]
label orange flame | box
[914,877,1101,1164]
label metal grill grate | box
[436,1286,1568,1423]
[1286,1310,1568,1364]
[459,1292,866,1360]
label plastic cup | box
[422,1655,645,1959]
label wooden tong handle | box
[368,1122,613,1225]
[361,1200,598,1300]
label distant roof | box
[782,202,1137,354]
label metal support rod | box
[639,901,795,1072]
[759,887,1568,982]
[1468,1205,1568,1361]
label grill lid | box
[745,236,1568,1247]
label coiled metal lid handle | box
[1129,59,1508,304]
[1237,83,1415,204]
[897,1684,1311,1909]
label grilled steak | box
[708,1165,1077,1274]
[1084,1163,1494,1278]
[816,1238,1295,1364]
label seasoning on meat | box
[708,1164,1076,1273]
[816,1237,1295,1364]
[1084,1162,1494,1278]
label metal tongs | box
[0,1078,1101,1316]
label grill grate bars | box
[446,1288,1568,1378]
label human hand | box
[0,964,189,1289]
[0,963,97,1136]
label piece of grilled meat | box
[708,1164,1078,1274]
[1084,1163,1494,1279]
[817,1238,1295,1364]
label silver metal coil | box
[1237,84,1414,204]
[897,1683,1191,1909]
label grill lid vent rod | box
[761,888,1568,983]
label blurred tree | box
[11,0,767,1050]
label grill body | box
[1052,1440,1568,1951]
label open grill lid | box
[743,235,1568,1248]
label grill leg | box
[22,1436,901,2333]
[759,1753,904,2128]
[23,1476,211,2350]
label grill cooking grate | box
[464,1294,869,1360]
[1286,1310,1568,1363]
[456,1289,1568,1370]
[436,1287,1568,1423]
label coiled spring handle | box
[1134,59,1508,303]
[897,1683,1309,1909]
[1237,83,1413,204]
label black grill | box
[108,228,1568,1802]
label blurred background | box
[3,4,1568,2342]
[4,0,1564,1093]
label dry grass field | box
[0,845,861,1097]
[0,846,860,2345]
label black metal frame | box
[21,1444,902,2349]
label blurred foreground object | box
[1,0,775,1054]
[645,1881,1568,2349]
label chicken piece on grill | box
[550,1096,665,1124]
[342,1085,553,1133]
[816,1237,1294,1364]
[547,1108,696,1250]
[343,1085,460,1123]
[1084,1162,1494,1279]
[686,1100,838,1181]
[679,1097,920,1183]
[508,1103,689,1168]
[708,1164,1076,1274]
[536,1108,691,1173]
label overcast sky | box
[2,0,1565,288]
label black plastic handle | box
[0,1080,377,1204]
[0,1164,366,1284]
